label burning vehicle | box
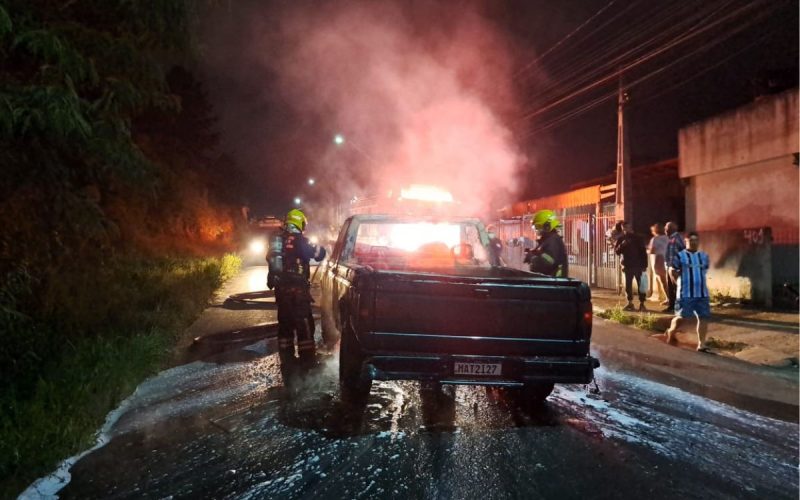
[320,187,598,404]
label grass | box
[597,305,661,332]
[0,253,241,497]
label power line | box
[520,0,744,119]
[636,32,774,106]
[518,0,771,123]
[514,0,619,78]
[522,5,781,137]
[527,0,735,106]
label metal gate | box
[561,214,592,284]
[494,219,526,270]
[490,213,619,290]
[594,213,619,290]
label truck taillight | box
[581,302,593,339]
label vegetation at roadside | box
[597,306,661,332]
[0,253,241,497]
[0,0,249,495]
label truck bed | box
[357,267,592,358]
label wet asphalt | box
[44,267,799,499]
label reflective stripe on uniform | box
[541,253,555,264]
[278,339,294,347]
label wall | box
[700,228,773,307]
[679,89,799,232]
[679,89,799,179]
[678,89,799,306]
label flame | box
[399,184,454,203]
[389,223,460,251]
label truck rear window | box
[342,221,491,273]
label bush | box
[0,253,240,497]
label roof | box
[499,158,679,218]
[569,158,678,190]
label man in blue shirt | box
[665,232,711,351]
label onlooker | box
[647,223,668,303]
[486,224,505,267]
[663,221,685,313]
[665,232,711,351]
[607,221,624,246]
[614,222,648,311]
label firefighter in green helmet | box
[267,208,327,381]
[524,209,568,278]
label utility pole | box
[615,78,632,226]
[614,77,632,296]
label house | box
[678,88,799,307]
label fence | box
[594,213,620,290]
[493,213,619,290]
[561,214,592,284]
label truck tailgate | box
[362,273,590,357]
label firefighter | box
[524,209,568,277]
[267,209,327,380]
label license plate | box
[453,362,502,376]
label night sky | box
[198,0,798,216]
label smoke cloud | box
[203,0,528,219]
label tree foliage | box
[0,0,242,294]
[0,2,248,491]
[0,0,246,336]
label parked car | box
[319,214,599,404]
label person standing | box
[665,232,711,351]
[267,209,327,381]
[486,224,505,267]
[648,223,669,304]
[614,222,648,311]
[663,221,685,313]
[524,210,568,278]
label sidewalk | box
[591,287,799,369]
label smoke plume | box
[204,0,528,218]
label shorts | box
[675,297,711,319]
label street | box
[4,2,798,498]
[28,266,799,500]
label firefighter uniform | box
[526,231,568,277]
[524,210,569,278]
[267,210,327,377]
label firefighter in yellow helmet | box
[524,210,568,278]
[267,208,327,381]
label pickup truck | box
[319,214,599,403]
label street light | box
[308,178,316,186]
[294,197,301,205]
[332,132,378,166]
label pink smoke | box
[255,1,527,217]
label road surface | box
[25,266,799,499]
